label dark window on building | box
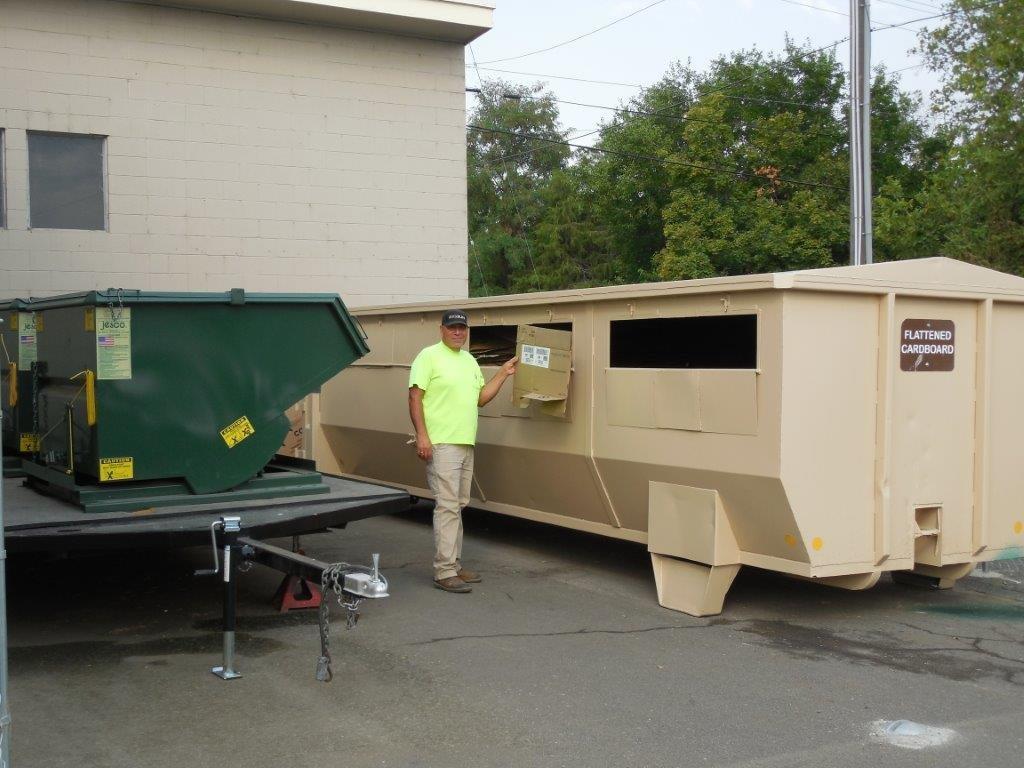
[469,323,572,365]
[28,132,106,230]
[610,315,757,369]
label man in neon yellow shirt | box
[409,309,517,593]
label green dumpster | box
[1,299,38,473]
[22,289,368,510]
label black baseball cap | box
[441,309,469,327]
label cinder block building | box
[0,0,492,303]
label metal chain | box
[315,564,364,682]
[108,288,124,322]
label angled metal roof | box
[120,0,494,43]
[356,258,1024,315]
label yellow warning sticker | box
[84,307,95,331]
[8,312,18,331]
[19,434,39,453]
[220,416,255,448]
[99,457,134,482]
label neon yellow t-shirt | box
[409,341,486,445]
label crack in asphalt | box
[896,620,1024,647]
[408,622,713,646]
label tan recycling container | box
[316,258,1024,615]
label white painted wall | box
[0,0,470,305]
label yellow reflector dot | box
[1015,521,1023,535]
[784,534,797,547]
[812,537,824,551]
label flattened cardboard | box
[514,325,572,417]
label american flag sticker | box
[98,335,116,347]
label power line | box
[476,128,603,172]
[468,124,849,192]
[888,62,927,73]
[476,0,672,65]
[774,0,909,28]
[510,92,842,144]
[700,36,848,98]
[775,0,848,18]
[876,0,945,13]
[466,66,645,89]
[468,45,542,287]
[871,0,1006,32]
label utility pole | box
[850,0,873,265]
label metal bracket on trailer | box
[195,515,389,681]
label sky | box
[465,0,949,144]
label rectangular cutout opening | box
[469,323,571,366]
[610,315,757,369]
[914,506,940,536]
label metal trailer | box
[0,288,413,680]
[2,472,408,681]
[315,258,1024,616]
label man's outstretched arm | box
[478,357,518,407]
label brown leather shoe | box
[433,576,472,593]
[457,568,482,583]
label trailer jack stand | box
[196,516,244,680]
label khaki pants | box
[426,443,474,580]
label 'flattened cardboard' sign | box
[900,319,955,372]
[514,325,572,417]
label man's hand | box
[501,356,518,377]
[415,434,433,462]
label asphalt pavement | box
[7,504,1024,767]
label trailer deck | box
[2,474,412,552]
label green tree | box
[467,81,569,295]
[585,62,698,281]
[530,166,616,290]
[580,44,931,281]
[653,45,851,279]
[903,0,1024,273]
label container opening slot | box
[469,323,572,366]
[610,315,757,369]
[914,506,940,537]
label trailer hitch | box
[195,515,389,681]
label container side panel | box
[606,370,656,428]
[593,292,784,538]
[985,303,1024,558]
[653,370,700,431]
[473,445,614,526]
[699,370,757,435]
[358,318,395,367]
[779,293,878,568]
[321,366,411,437]
[890,298,977,562]
[393,317,445,365]
[320,424,428,490]
[596,458,791,540]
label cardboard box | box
[278,395,316,458]
[513,325,572,417]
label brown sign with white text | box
[900,319,954,372]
